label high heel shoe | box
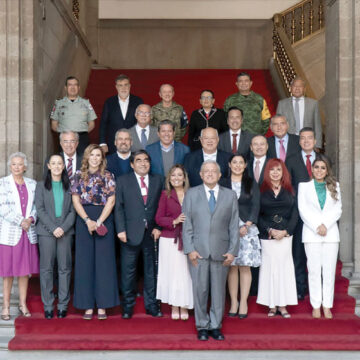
[312,308,321,319]
[180,308,189,321]
[323,306,333,319]
[171,306,180,320]
[18,305,31,318]
[1,306,10,321]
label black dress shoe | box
[122,311,133,319]
[145,307,163,317]
[197,329,208,341]
[297,294,305,301]
[57,310,67,318]
[44,310,54,319]
[209,329,225,340]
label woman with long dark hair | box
[256,158,298,318]
[35,154,76,319]
[220,154,260,318]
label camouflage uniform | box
[151,101,188,142]
[223,91,271,135]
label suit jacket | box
[100,94,144,153]
[276,97,322,147]
[219,177,260,224]
[106,152,132,179]
[35,181,76,237]
[43,152,83,179]
[0,175,37,246]
[182,185,239,260]
[267,134,301,160]
[298,180,342,243]
[146,141,190,176]
[218,129,253,159]
[285,152,310,191]
[115,172,164,246]
[184,149,231,187]
[129,125,159,152]
[248,156,270,186]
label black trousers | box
[77,132,89,155]
[120,229,157,311]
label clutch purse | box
[96,224,108,236]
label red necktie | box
[306,154,312,178]
[140,176,148,204]
[205,112,209,120]
[232,133,238,154]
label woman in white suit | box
[298,154,342,319]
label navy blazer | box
[115,172,164,246]
[99,94,143,154]
[184,149,231,187]
[267,133,301,160]
[146,141,190,176]
[106,153,133,178]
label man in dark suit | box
[267,114,301,160]
[286,127,317,300]
[248,135,269,186]
[218,106,253,158]
[184,127,231,187]
[43,131,82,178]
[100,74,143,154]
[115,150,164,319]
[106,129,133,178]
[146,120,190,177]
[129,104,159,152]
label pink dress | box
[0,182,39,277]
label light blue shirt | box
[301,150,316,165]
[275,133,289,159]
[160,141,175,153]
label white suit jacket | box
[298,180,342,243]
[0,175,37,246]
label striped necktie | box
[67,158,73,179]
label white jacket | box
[0,175,37,246]
[298,180,342,243]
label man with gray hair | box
[106,129,133,178]
[183,160,239,341]
[129,104,159,152]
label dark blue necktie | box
[208,190,216,214]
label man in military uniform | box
[151,84,188,142]
[223,72,271,135]
[50,76,97,154]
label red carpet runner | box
[85,69,278,144]
[8,262,360,350]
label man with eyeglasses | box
[43,131,82,179]
[188,90,228,151]
[100,74,143,154]
[129,104,159,152]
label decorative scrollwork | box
[72,0,79,21]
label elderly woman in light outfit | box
[0,153,38,321]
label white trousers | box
[304,242,339,309]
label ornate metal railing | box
[72,0,79,21]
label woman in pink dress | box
[0,152,39,321]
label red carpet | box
[85,69,277,144]
[8,262,360,351]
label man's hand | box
[117,231,127,243]
[222,253,235,266]
[100,144,109,153]
[152,228,161,241]
[188,251,203,267]
[53,227,64,238]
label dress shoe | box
[238,313,248,319]
[122,309,133,319]
[82,311,93,320]
[312,308,321,319]
[145,307,163,317]
[44,310,54,319]
[227,311,237,317]
[57,310,67,318]
[197,329,208,341]
[297,294,305,301]
[209,329,225,340]
[323,307,333,319]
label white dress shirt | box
[118,95,130,119]
[134,172,149,194]
[202,150,217,162]
[204,184,220,201]
[292,96,305,133]
[253,155,267,175]
[63,152,77,171]
[229,129,241,149]
[301,150,316,165]
[135,124,150,141]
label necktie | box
[254,160,260,183]
[140,176,148,204]
[141,128,147,149]
[306,154,312,178]
[232,133,238,154]
[279,139,286,162]
[205,112,209,121]
[208,190,216,214]
[67,158,73,179]
[294,98,301,134]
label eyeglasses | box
[137,111,151,116]
[200,96,213,100]
[62,140,78,144]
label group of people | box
[0,72,342,343]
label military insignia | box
[50,105,56,116]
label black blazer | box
[99,94,143,154]
[247,157,269,186]
[267,134,301,160]
[43,152,82,179]
[114,172,164,246]
[184,149,231,187]
[285,152,311,192]
[218,129,253,159]
[219,177,260,224]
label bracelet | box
[96,219,102,227]
[83,217,90,224]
